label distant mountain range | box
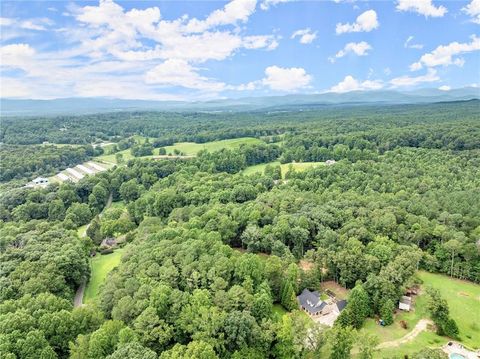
[1,87,479,116]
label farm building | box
[26,177,49,188]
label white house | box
[399,295,412,311]
[325,159,336,165]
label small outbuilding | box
[399,295,412,311]
[101,237,117,248]
[325,159,336,165]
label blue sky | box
[1,0,479,100]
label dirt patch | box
[299,260,315,271]
[321,281,349,300]
[458,292,470,297]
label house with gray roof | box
[297,289,326,316]
[297,288,348,325]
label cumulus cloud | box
[0,43,36,69]
[438,85,451,91]
[336,10,379,34]
[329,75,383,92]
[260,0,295,10]
[261,66,312,91]
[184,0,257,33]
[291,28,317,44]
[145,59,226,92]
[330,41,372,62]
[0,0,284,99]
[396,0,447,17]
[463,0,480,24]
[390,69,439,87]
[410,35,480,70]
[404,36,424,49]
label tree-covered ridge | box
[2,101,478,145]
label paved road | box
[74,281,86,308]
[377,319,433,349]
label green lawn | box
[361,271,480,358]
[273,304,288,321]
[163,137,263,156]
[83,248,125,303]
[242,161,325,177]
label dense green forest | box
[0,101,479,358]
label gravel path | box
[377,319,433,349]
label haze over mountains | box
[1,87,479,116]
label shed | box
[399,296,412,311]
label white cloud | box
[0,0,285,99]
[260,0,295,10]
[463,0,480,24]
[390,69,440,87]
[330,75,383,93]
[184,0,257,33]
[438,85,451,91]
[336,10,379,34]
[261,65,312,91]
[0,43,36,69]
[0,17,15,26]
[404,36,424,49]
[145,59,226,92]
[396,0,447,17]
[291,28,317,44]
[330,41,372,62]
[0,17,53,31]
[410,35,480,70]
[243,35,279,50]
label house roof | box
[336,299,347,312]
[297,289,326,314]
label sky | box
[0,0,479,100]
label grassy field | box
[243,161,325,177]
[163,137,263,156]
[96,137,263,164]
[417,271,480,347]
[363,271,480,358]
[83,248,125,303]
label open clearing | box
[97,137,262,164]
[243,161,325,177]
[365,271,480,358]
[83,248,125,303]
[163,137,263,155]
